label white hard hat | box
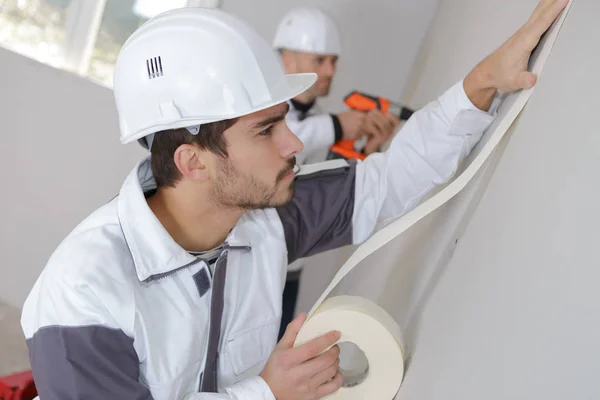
[272,7,342,56]
[113,7,317,146]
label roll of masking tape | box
[293,2,573,398]
[294,296,405,399]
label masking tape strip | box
[294,2,574,399]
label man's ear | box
[173,144,210,181]
[280,49,297,73]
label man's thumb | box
[518,71,537,89]
[277,313,307,349]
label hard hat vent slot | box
[146,56,164,79]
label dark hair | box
[150,118,238,188]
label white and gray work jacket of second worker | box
[21,81,498,400]
[285,97,345,165]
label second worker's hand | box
[338,110,367,140]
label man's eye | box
[259,126,274,136]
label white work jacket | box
[21,81,496,400]
[286,99,338,165]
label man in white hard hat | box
[273,6,401,337]
[21,2,567,399]
[272,6,399,166]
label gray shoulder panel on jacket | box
[277,160,356,264]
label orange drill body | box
[327,91,414,161]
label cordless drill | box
[328,91,415,161]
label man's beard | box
[211,157,296,210]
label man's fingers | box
[363,109,399,140]
[386,113,402,127]
[356,112,367,126]
[366,111,391,137]
[363,112,379,133]
[528,0,568,41]
[362,120,381,139]
[277,313,307,350]
[527,0,554,26]
[310,357,340,387]
[364,135,385,155]
[379,113,395,133]
[290,330,341,364]
[298,345,339,380]
[518,71,537,89]
[383,114,400,139]
[375,111,394,130]
[316,371,344,398]
[372,116,387,136]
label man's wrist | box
[463,61,497,112]
[330,114,344,143]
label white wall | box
[0,48,146,308]
[222,0,441,113]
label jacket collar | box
[289,98,316,114]
[117,157,249,282]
